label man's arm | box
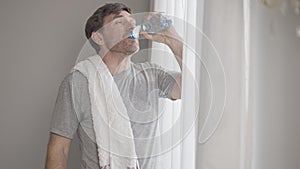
[45,133,72,169]
[165,35,183,100]
[141,22,183,100]
[170,75,182,100]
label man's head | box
[85,3,139,55]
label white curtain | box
[197,0,252,169]
[150,0,199,169]
[150,0,253,169]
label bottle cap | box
[129,25,141,39]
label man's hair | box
[85,3,132,53]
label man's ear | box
[91,31,104,45]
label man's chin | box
[125,47,139,55]
[123,42,140,55]
[109,46,139,55]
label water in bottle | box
[129,14,172,40]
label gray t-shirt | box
[50,61,180,169]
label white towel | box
[71,55,139,169]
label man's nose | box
[127,26,134,33]
[124,18,136,30]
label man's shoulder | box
[60,70,88,88]
[131,61,162,71]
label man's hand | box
[141,13,183,100]
[140,13,183,69]
[140,13,182,45]
[45,133,72,169]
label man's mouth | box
[124,35,136,41]
[124,30,136,40]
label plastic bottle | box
[129,14,172,40]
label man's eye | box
[115,20,123,24]
[131,21,136,26]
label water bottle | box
[129,14,172,40]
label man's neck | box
[100,50,132,76]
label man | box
[46,3,183,169]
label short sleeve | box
[152,63,181,99]
[49,71,88,139]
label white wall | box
[251,2,300,169]
[0,0,150,169]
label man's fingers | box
[140,31,152,40]
[143,12,160,22]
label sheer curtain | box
[150,0,253,169]
[197,0,252,169]
[149,0,199,169]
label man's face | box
[101,11,139,55]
